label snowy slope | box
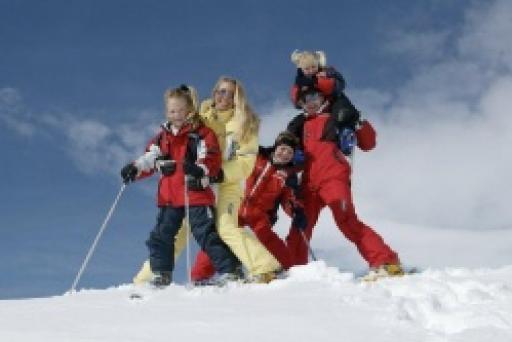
[1,262,511,342]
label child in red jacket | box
[120,85,240,287]
[290,50,363,156]
[190,132,305,283]
[290,50,360,128]
[238,132,305,271]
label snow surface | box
[1,261,511,342]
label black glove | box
[156,156,176,176]
[120,163,138,184]
[183,162,205,178]
[292,208,307,231]
[209,168,224,184]
[295,69,316,89]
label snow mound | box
[1,262,511,342]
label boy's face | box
[300,92,324,115]
[166,97,190,129]
[273,145,295,165]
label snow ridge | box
[1,262,511,342]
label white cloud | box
[58,115,160,175]
[350,0,512,231]
[0,89,161,176]
[259,98,299,145]
[0,87,35,136]
[385,29,450,63]
[458,0,512,71]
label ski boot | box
[246,268,286,284]
[150,271,172,288]
[193,271,243,287]
[360,264,404,282]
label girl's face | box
[214,81,236,110]
[273,145,294,165]
[301,64,319,77]
[166,97,191,129]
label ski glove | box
[292,208,307,231]
[121,163,138,184]
[183,162,205,179]
[209,168,224,184]
[155,156,176,176]
[338,127,357,156]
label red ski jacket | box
[239,148,301,224]
[136,122,221,207]
[287,112,377,190]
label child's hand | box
[121,163,138,184]
[316,71,327,77]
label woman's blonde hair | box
[164,85,202,129]
[212,76,260,143]
[290,49,327,69]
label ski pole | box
[298,229,317,262]
[69,183,127,293]
[183,176,192,286]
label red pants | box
[191,210,294,281]
[286,178,399,267]
[242,209,293,270]
[191,251,215,281]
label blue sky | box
[2,0,511,299]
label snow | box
[1,261,511,342]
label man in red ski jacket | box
[238,132,305,271]
[286,87,402,277]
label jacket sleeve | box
[133,133,162,180]
[290,84,301,108]
[324,66,346,95]
[356,120,377,151]
[221,132,258,184]
[197,127,222,177]
[316,66,346,99]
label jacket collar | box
[211,105,234,124]
[161,121,194,136]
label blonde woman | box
[133,77,281,285]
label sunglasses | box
[215,88,234,98]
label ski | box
[360,266,420,283]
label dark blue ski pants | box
[147,205,239,275]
